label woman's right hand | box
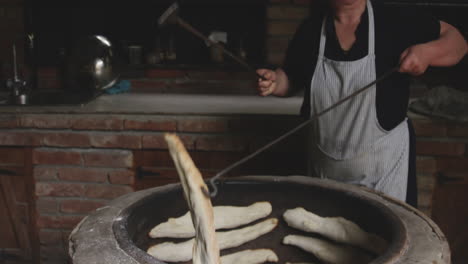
[256,69,277,96]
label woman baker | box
[257,0,467,206]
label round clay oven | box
[69,176,450,264]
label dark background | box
[26,0,267,67]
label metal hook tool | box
[205,67,399,198]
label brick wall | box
[1,112,467,262]
[266,0,311,65]
[36,67,257,94]
[413,119,468,216]
[0,113,306,263]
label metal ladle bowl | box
[66,35,121,92]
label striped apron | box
[310,0,409,201]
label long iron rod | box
[207,67,399,197]
[176,18,267,80]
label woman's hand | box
[256,69,277,96]
[399,21,467,76]
[398,44,431,76]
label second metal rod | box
[176,18,267,80]
[207,66,399,197]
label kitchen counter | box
[0,93,304,116]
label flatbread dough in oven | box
[221,249,278,264]
[149,202,272,238]
[283,207,387,254]
[164,133,220,264]
[283,235,373,264]
[147,218,278,262]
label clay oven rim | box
[111,176,408,264]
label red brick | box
[39,244,68,263]
[84,184,133,199]
[416,157,437,174]
[56,167,108,183]
[20,115,70,129]
[436,157,468,173]
[293,0,312,4]
[0,115,18,128]
[82,150,133,168]
[135,150,173,167]
[270,0,290,3]
[145,69,186,79]
[267,21,301,36]
[417,189,433,213]
[0,131,37,146]
[37,78,60,90]
[186,70,222,80]
[266,37,290,53]
[267,52,285,65]
[229,116,302,133]
[447,123,468,138]
[267,6,309,20]
[416,141,465,156]
[0,147,24,165]
[61,230,72,246]
[89,133,141,149]
[33,166,57,181]
[413,119,447,137]
[33,149,82,165]
[40,132,91,147]
[195,136,247,152]
[134,168,216,187]
[36,198,58,214]
[37,215,83,229]
[436,171,468,185]
[130,79,167,90]
[35,182,86,197]
[60,199,106,214]
[190,151,243,170]
[109,169,135,185]
[124,118,177,131]
[71,116,123,130]
[141,134,167,149]
[177,118,228,133]
[38,67,58,78]
[145,167,179,179]
[38,229,62,245]
[185,71,227,80]
[142,134,195,149]
[417,173,436,191]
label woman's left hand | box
[398,44,431,76]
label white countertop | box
[0,93,303,116]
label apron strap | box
[367,0,375,55]
[318,16,327,57]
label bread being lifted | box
[164,133,220,264]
